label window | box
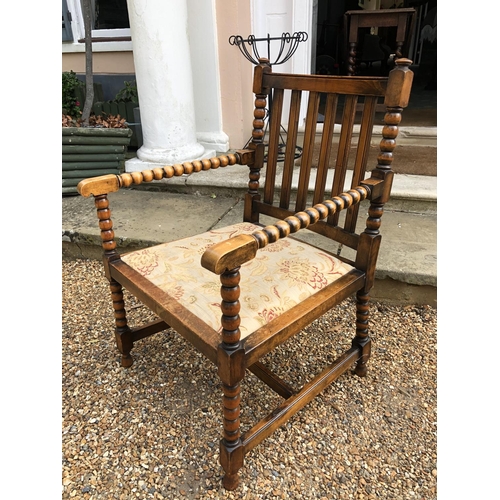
[62,0,131,42]
[91,0,130,37]
[62,0,74,42]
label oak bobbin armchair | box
[77,58,414,490]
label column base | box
[125,147,216,173]
[197,131,230,153]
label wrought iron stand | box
[229,32,308,160]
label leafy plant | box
[115,80,139,103]
[62,71,83,118]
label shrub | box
[62,71,83,118]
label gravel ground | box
[62,258,437,500]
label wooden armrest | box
[201,184,372,274]
[201,234,259,274]
[77,149,254,197]
[78,174,121,197]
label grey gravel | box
[62,258,437,499]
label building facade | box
[62,0,431,166]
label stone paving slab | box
[62,190,241,253]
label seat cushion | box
[121,223,354,339]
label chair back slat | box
[327,94,358,226]
[263,88,284,204]
[343,95,378,233]
[294,91,320,212]
[279,89,302,209]
[313,92,338,206]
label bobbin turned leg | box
[93,193,134,368]
[352,290,371,377]
[219,377,244,490]
[217,267,245,490]
[110,280,134,368]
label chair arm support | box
[201,184,371,274]
[360,172,393,203]
[77,150,254,197]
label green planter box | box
[93,101,142,148]
[62,127,132,196]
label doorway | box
[313,0,436,127]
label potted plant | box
[61,0,132,196]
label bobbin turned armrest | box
[202,184,372,274]
[77,150,255,197]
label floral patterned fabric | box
[121,223,354,339]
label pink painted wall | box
[215,0,254,149]
[62,51,135,74]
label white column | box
[125,0,213,172]
[187,0,229,152]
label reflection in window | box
[91,0,130,30]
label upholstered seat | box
[121,222,354,338]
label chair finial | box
[395,58,412,66]
[385,59,414,108]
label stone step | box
[131,163,437,215]
[125,126,437,214]
[304,143,436,177]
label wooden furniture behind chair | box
[77,58,414,490]
[344,8,416,75]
